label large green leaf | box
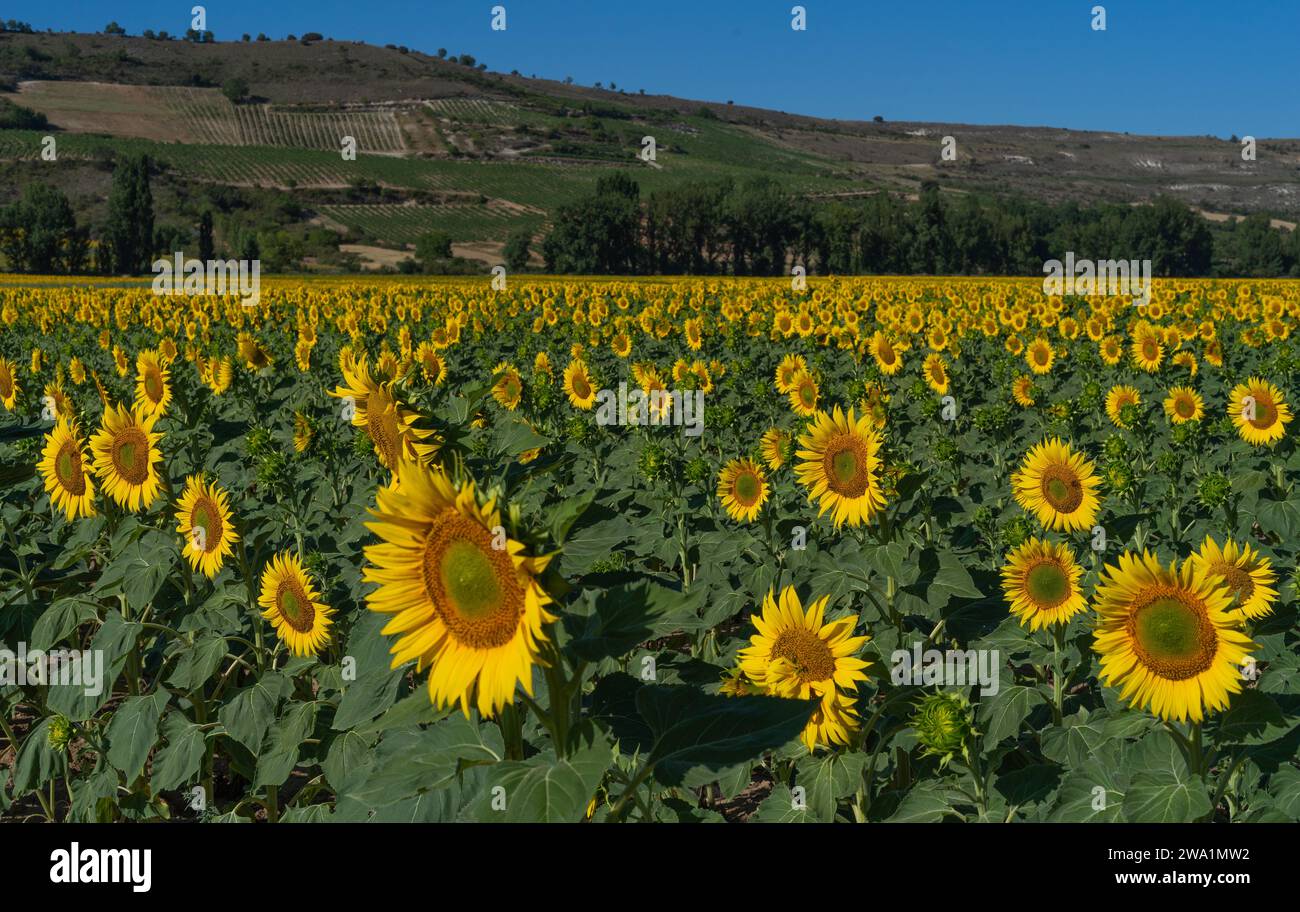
[106,690,170,783]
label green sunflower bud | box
[47,714,72,751]
[911,691,973,768]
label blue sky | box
[13,1,1299,137]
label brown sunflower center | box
[1039,465,1083,513]
[421,510,523,650]
[797,379,817,407]
[1025,559,1070,609]
[572,373,591,399]
[1142,340,1159,361]
[822,433,871,498]
[367,408,400,468]
[144,368,164,402]
[732,470,762,507]
[110,427,150,485]
[1248,393,1277,429]
[1209,560,1254,605]
[1175,396,1195,418]
[1127,589,1217,680]
[55,440,86,495]
[878,345,896,365]
[276,578,316,633]
[771,627,837,684]
[1033,346,1049,365]
[191,496,223,554]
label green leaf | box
[254,701,319,788]
[883,782,960,822]
[218,672,288,752]
[10,717,59,794]
[636,685,817,786]
[1047,740,1129,822]
[468,734,609,823]
[167,635,227,692]
[796,750,866,822]
[1121,730,1212,823]
[106,690,170,783]
[30,597,97,651]
[978,684,1045,746]
[565,580,703,662]
[548,491,596,544]
[1211,690,1297,747]
[152,711,207,792]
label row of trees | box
[542,176,1300,278]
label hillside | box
[1,29,1298,269]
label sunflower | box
[0,356,18,410]
[416,342,447,385]
[293,410,313,453]
[175,474,239,578]
[1011,437,1101,532]
[37,417,96,520]
[738,585,871,751]
[788,370,819,416]
[869,331,902,375]
[923,352,950,395]
[1098,336,1123,366]
[759,427,789,470]
[611,333,632,358]
[1190,536,1278,620]
[360,383,439,471]
[363,458,555,718]
[717,458,769,522]
[1229,377,1292,447]
[1012,374,1035,407]
[1163,386,1204,424]
[207,357,232,395]
[258,552,334,657]
[563,359,597,410]
[1093,550,1255,722]
[1025,337,1054,375]
[491,366,523,411]
[1000,538,1086,631]
[1131,334,1164,372]
[775,354,807,393]
[134,350,171,416]
[794,406,886,528]
[1105,385,1141,428]
[88,403,164,512]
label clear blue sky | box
[13,1,1298,137]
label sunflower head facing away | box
[1000,537,1086,631]
[1092,550,1256,723]
[738,585,871,751]
[1229,377,1292,447]
[794,406,886,529]
[258,552,334,657]
[717,457,769,523]
[364,458,555,718]
[38,416,96,520]
[176,473,239,578]
[88,402,164,512]
[1190,535,1278,620]
[1011,437,1100,532]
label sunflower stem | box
[1050,622,1066,724]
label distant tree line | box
[542,176,1300,278]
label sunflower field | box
[1,275,1299,824]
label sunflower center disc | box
[1176,397,1194,417]
[772,627,837,684]
[1130,592,1216,680]
[823,434,869,497]
[277,581,316,633]
[573,374,590,398]
[193,498,222,553]
[367,408,399,467]
[55,441,86,495]
[1249,395,1276,429]
[1040,466,1083,513]
[734,471,761,506]
[422,511,523,649]
[1210,561,1254,605]
[799,382,816,406]
[1025,560,1070,608]
[111,428,149,485]
[145,371,163,401]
